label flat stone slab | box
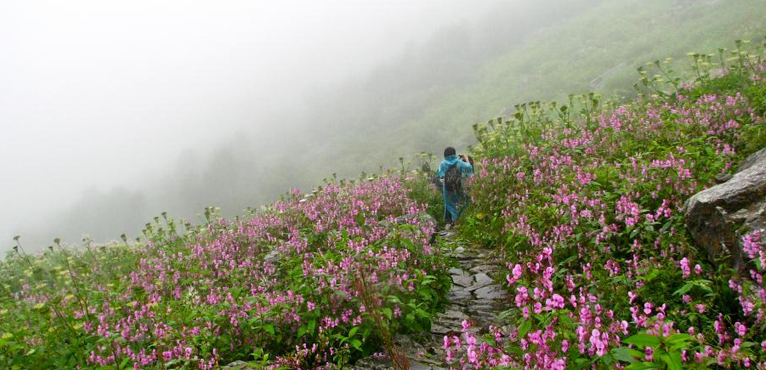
[474,284,507,300]
[474,272,493,284]
[432,310,469,335]
[467,304,495,313]
[448,267,464,276]
[467,272,494,291]
[436,308,468,322]
[451,271,473,288]
[431,322,462,335]
[448,288,471,302]
[469,264,499,274]
[409,361,442,370]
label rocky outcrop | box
[684,148,766,270]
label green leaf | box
[350,338,363,350]
[665,333,693,349]
[673,283,693,296]
[349,326,359,338]
[624,362,660,370]
[119,357,131,369]
[623,333,660,348]
[661,352,682,370]
[382,307,393,321]
[639,269,661,282]
[613,347,643,363]
[308,319,317,335]
[518,320,532,338]
[263,323,275,336]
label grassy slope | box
[328,0,766,174]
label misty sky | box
[0,0,505,251]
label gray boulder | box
[683,148,766,270]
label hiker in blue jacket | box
[438,147,473,227]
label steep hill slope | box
[2,39,766,369]
[16,0,766,254]
[314,0,766,180]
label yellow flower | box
[1,332,12,339]
[33,303,45,310]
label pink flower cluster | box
[459,62,766,368]
[76,175,445,369]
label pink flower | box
[644,302,653,315]
[679,258,691,278]
[645,347,654,361]
[734,322,747,337]
[461,319,471,332]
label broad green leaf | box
[308,319,317,335]
[263,323,275,336]
[382,307,393,321]
[661,352,682,370]
[518,320,532,338]
[623,333,660,348]
[665,333,693,350]
[624,362,660,370]
[672,283,693,296]
[613,347,643,363]
[350,338,362,350]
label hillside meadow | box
[2,37,766,370]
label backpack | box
[444,163,462,193]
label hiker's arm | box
[460,159,473,174]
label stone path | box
[354,231,509,370]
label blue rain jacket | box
[438,155,474,222]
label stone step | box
[466,272,493,292]
[474,284,507,301]
[450,269,473,288]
